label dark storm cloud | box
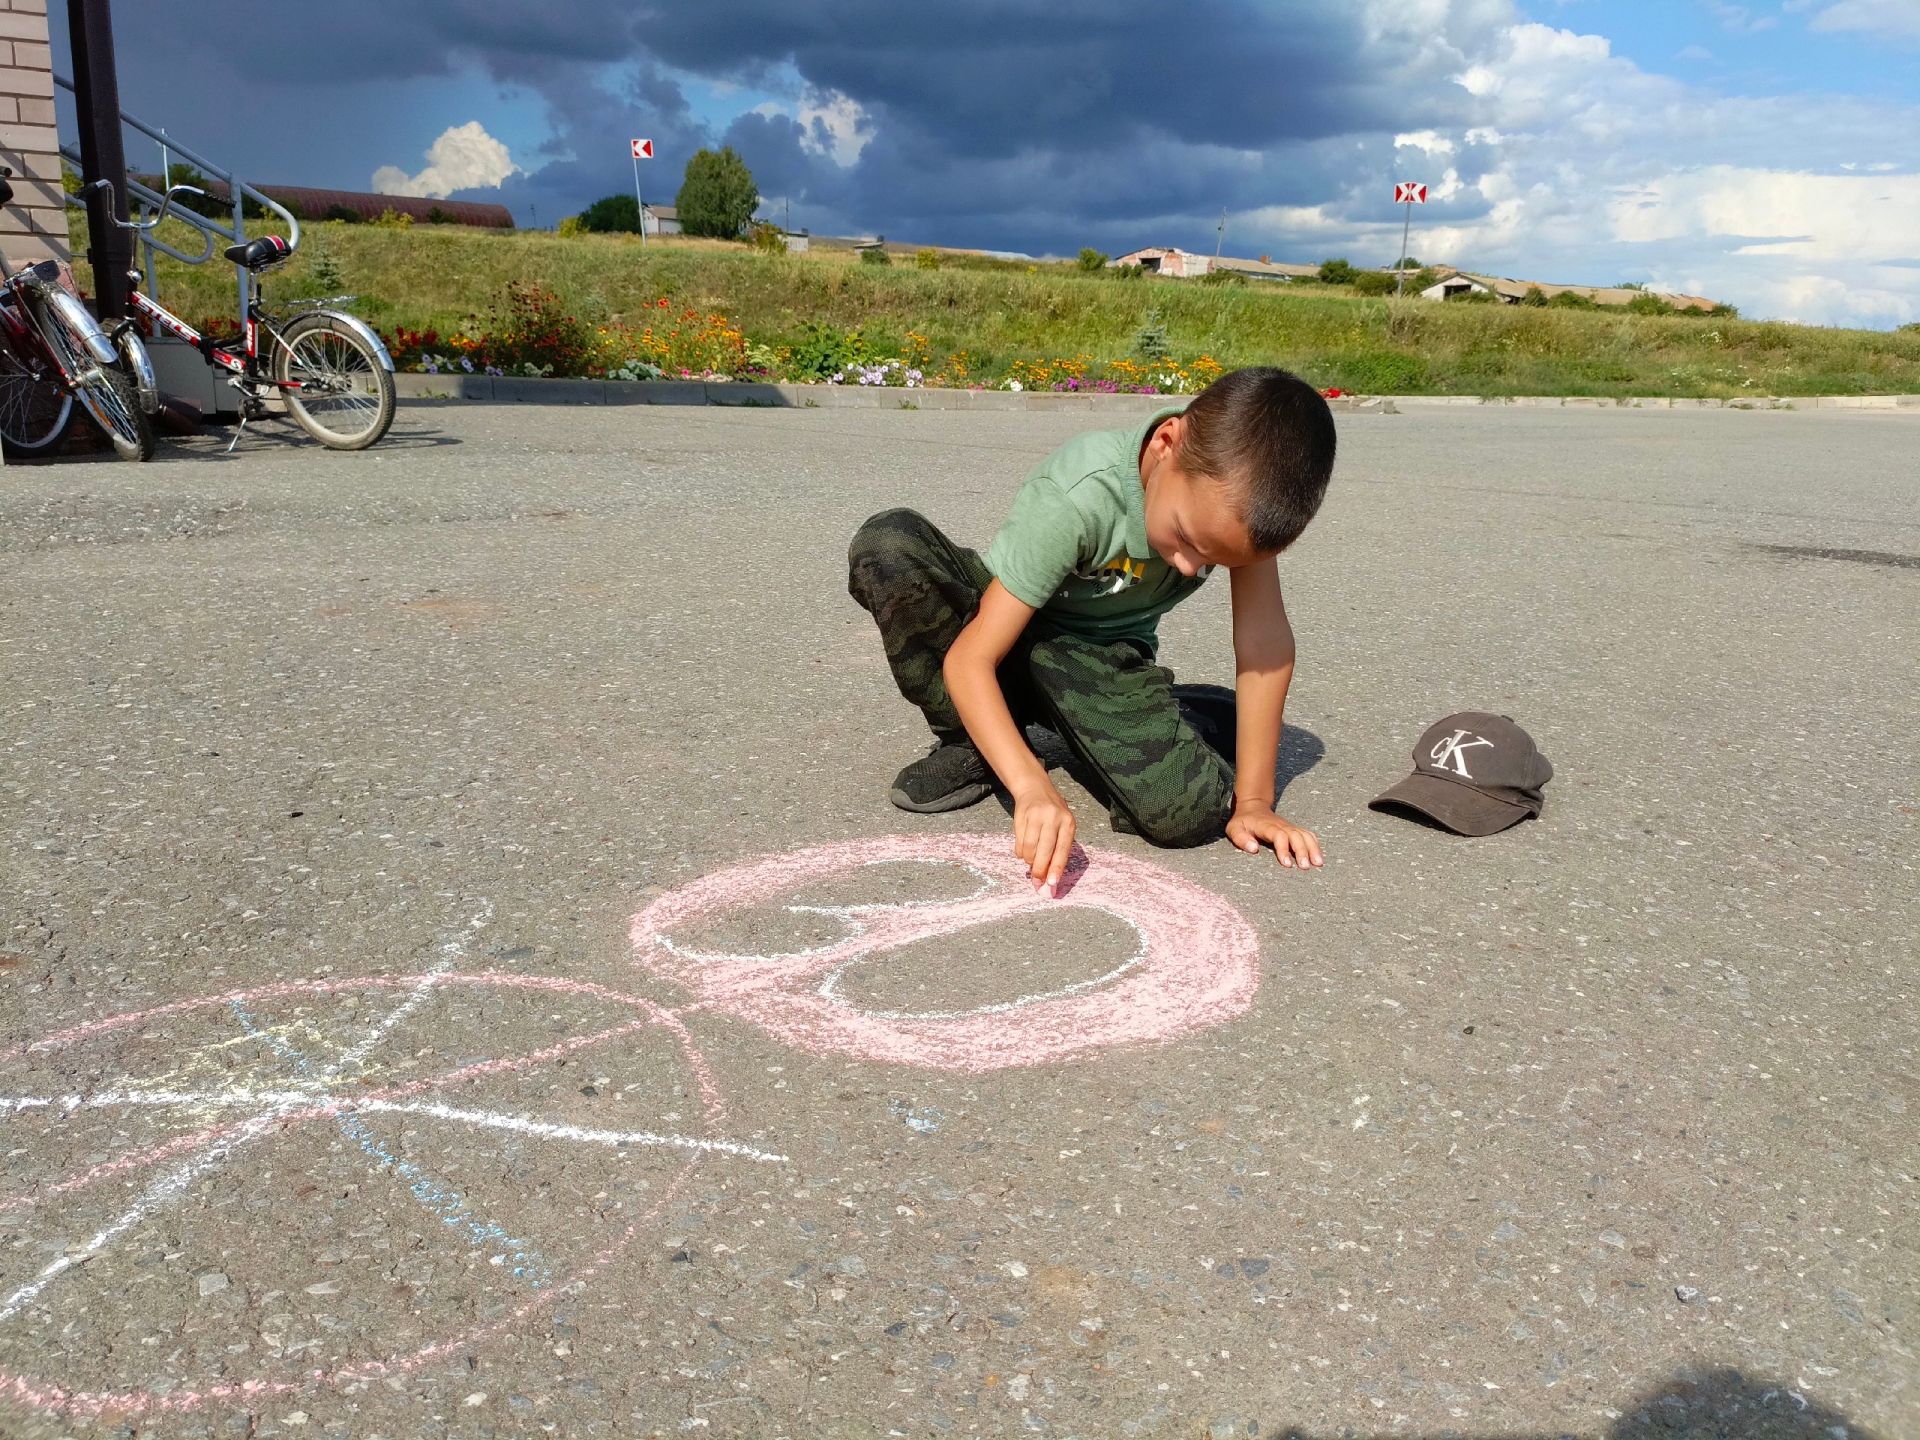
[64,1,1510,256]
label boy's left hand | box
[1227,802,1324,870]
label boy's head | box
[1139,367,1337,576]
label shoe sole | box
[889,781,994,814]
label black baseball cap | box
[1370,712,1553,836]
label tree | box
[1352,270,1395,296]
[676,147,759,239]
[1078,247,1109,272]
[1521,285,1548,307]
[578,193,641,233]
[1318,257,1356,285]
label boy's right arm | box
[943,579,1076,895]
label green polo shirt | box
[983,404,1208,653]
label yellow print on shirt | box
[1071,555,1147,596]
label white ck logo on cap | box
[1429,729,1494,778]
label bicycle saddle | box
[223,235,291,270]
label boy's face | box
[1139,415,1269,576]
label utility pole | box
[1214,207,1227,260]
[631,147,646,248]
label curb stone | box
[391,373,1920,415]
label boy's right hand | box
[1012,777,1076,897]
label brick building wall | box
[0,0,67,266]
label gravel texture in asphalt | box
[0,402,1914,1438]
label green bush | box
[1410,267,1440,293]
[915,248,941,270]
[1078,247,1109,272]
[1521,285,1548,307]
[579,193,641,233]
[1449,289,1498,305]
[1318,257,1357,285]
[425,205,451,224]
[1330,351,1429,393]
[1548,289,1597,309]
[859,247,891,266]
[676,146,759,239]
[786,320,872,379]
[1110,262,1146,281]
[1201,269,1247,286]
[1352,270,1395,296]
[323,203,361,224]
[1133,310,1171,361]
[556,214,586,237]
[1627,291,1675,316]
[748,221,787,255]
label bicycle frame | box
[128,287,306,390]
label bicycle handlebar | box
[90,177,204,232]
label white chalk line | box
[0,1090,785,1165]
[333,901,491,1075]
[0,1111,283,1324]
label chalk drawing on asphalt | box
[632,833,1262,1072]
[0,835,1259,1418]
[0,915,777,1420]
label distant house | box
[1419,267,1720,311]
[642,203,680,236]
[1112,246,1317,281]
[134,177,513,229]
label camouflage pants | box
[847,508,1234,848]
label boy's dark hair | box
[1180,367,1336,552]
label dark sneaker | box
[890,738,993,813]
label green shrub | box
[859,247,891,266]
[1449,289,1498,304]
[1548,289,1597,309]
[1352,270,1395,296]
[371,208,414,230]
[786,320,872,379]
[1078,247,1109,272]
[1521,285,1548,307]
[1318,257,1357,285]
[915,248,941,269]
[1627,291,1675,316]
[1330,351,1429,393]
[579,193,641,233]
[426,205,451,224]
[323,203,361,224]
[748,221,787,255]
[1410,267,1440,293]
[1133,310,1171,361]
[1110,262,1146,281]
[556,214,586,237]
[1201,269,1247,286]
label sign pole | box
[1395,196,1413,298]
[632,149,646,248]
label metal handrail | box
[53,74,300,315]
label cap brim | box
[1368,772,1536,837]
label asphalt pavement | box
[0,399,1915,1439]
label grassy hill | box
[73,219,1920,397]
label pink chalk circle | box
[630,834,1260,1071]
[0,973,753,1421]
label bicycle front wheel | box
[0,326,74,459]
[40,298,155,462]
[274,313,395,450]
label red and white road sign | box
[631,138,654,159]
[1395,182,1429,204]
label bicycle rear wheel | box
[0,324,75,459]
[274,313,395,450]
[40,297,154,462]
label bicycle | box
[0,166,155,462]
[102,179,396,451]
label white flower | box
[1007,380,1023,392]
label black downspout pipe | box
[67,0,132,319]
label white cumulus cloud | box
[1802,0,1920,40]
[372,122,518,200]
[754,88,875,167]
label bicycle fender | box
[299,308,395,373]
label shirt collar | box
[1126,404,1190,561]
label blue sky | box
[53,1,1920,327]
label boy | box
[847,366,1334,893]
